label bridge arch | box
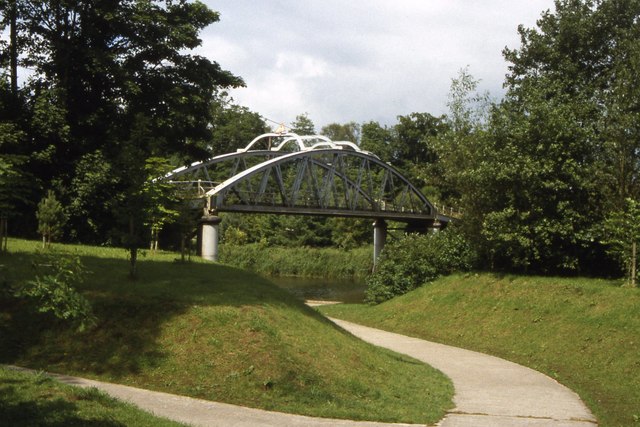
[162,133,453,264]
[205,148,436,222]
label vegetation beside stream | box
[219,243,373,279]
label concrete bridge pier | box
[200,215,222,262]
[373,218,387,269]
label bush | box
[36,190,67,248]
[365,227,476,304]
[14,252,95,331]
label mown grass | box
[0,238,453,424]
[219,243,373,279]
[320,273,640,427]
[0,366,186,426]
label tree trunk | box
[129,215,137,279]
[0,217,6,252]
[180,234,186,263]
[9,0,18,95]
[631,241,637,288]
[129,246,138,279]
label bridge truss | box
[164,132,444,224]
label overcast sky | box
[198,1,556,131]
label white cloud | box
[274,53,332,79]
[200,0,556,130]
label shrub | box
[14,252,95,331]
[365,227,476,304]
[36,190,67,248]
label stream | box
[268,276,366,304]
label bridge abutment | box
[200,215,222,262]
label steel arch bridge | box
[164,132,453,224]
[162,132,456,262]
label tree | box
[113,115,176,278]
[0,123,28,251]
[434,69,494,258]
[36,190,66,248]
[503,0,640,208]
[209,93,269,155]
[320,122,360,143]
[433,1,640,274]
[142,157,180,253]
[603,198,640,287]
[392,112,450,202]
[360,121,394,161]
[291,113,315,135]
[394,112,448,166]
[0,77,33,251]
[175,199,199,262]
[491,0,640,273]
[1,0,243,247]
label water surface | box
[268,276,365,304]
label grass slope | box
[321,273,640,427]
[0,366,186,426]
[0,239,453,424]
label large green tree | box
[290,113,315,135]
[360,121,394,161]
[208,93,268,155]
[437,0,640,274]
[504,0,640,207]
[320,121,360,143]
[0,77,34,249]
[1,0,243,246]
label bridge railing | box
[433,203,463,219]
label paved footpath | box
[331,318,597,427]
[8,317,598,427]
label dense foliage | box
[0,0,242,248]
[365,228,475,303]
[433,0,640,279]
[2,0,640,286]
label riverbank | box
[219,244,373,280]
[269,276,366,304]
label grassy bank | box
[0,366,186,426]
[0,239,452,424]
[321,273,640,427]
[219,243,372,279]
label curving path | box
[8,317,598,427]
[331,318,597,427]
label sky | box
[198,1,556,131]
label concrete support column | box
[200,215,222,262]
[373,218,387,269]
